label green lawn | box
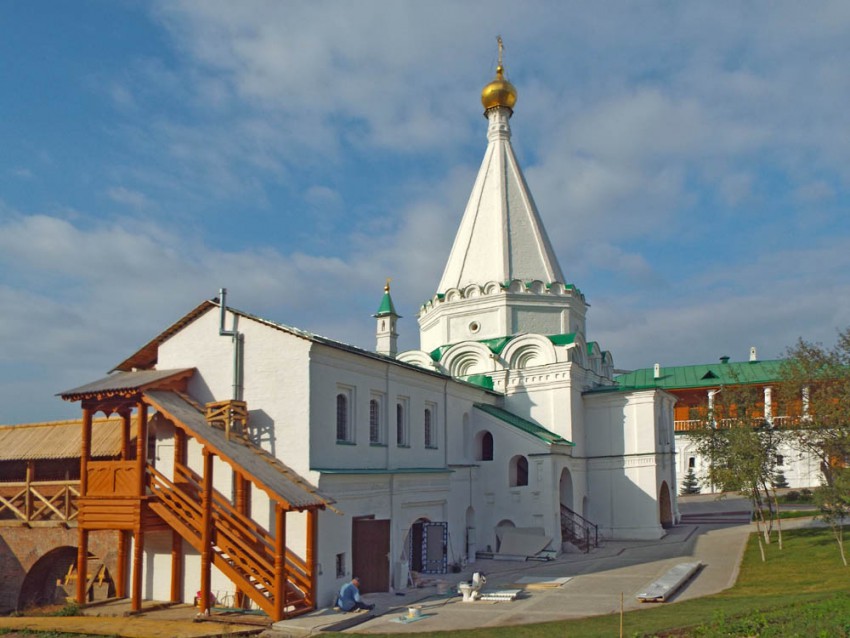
[5,527,849,637]
[342,527,850,637]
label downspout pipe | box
[218,288,243,402]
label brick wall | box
[0,526,118,612]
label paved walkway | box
[2,494,810,637]
[267,494,757,635]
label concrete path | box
[267,494,757,635]
[3,494,806,637]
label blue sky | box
[2,1,850,423]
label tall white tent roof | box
[437,73,565,292]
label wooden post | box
[274,504,287,621]
[306,508,318,609]
[75,528,89,604]
[234,473,247,609]
[120,411,131,460]
[116,531,127,599]
[80,407,93,496]
[200,448,214,615]
[135,402,148,496]
[24,461,33,523]
[131,401,147,613]
[171,427,185,603]
[131,528,144,612]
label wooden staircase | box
[147,464,312,618]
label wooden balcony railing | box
[675,415,803,432]
[0,480,79,525]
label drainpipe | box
[218,288,243,402]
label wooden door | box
[352,518,390,593]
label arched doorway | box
[559,468,574,511]
[19,547,114,609]
[409,518,448,574]
[659,481,673,529]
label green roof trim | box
[547,333,577,346]
[474,404,574,446]
[430,333,578,362]
[465,374,494,390]
[614,359,786,391]
[374,288,400,317]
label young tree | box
[687,382,784,558]
[781,328,850,563]
[815,468,850,566]
[780,327,850,488]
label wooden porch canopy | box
[144,390,330,511]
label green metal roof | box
[374,288,400,317]
[465,374,495,390]
[429,333,578,362]
[474,404,574,446]
[614,359,786,391]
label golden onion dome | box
[481,64,517,112]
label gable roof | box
[0,416,135,461]
[474,403,573,446]
[145,390,332,511]
[615,359,786,391]
[59,369,195,402]
[113,300,216,372]
[110,298,499,394]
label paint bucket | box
[407,605,422,618]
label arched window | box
[509,455,528,487]
[336,393,349,441]
[369,399,380,443]
[476,431,494,461]
[424,408,433,448]
[396,402,407,446]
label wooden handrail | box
[0,480,80,524]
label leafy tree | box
[687,381,784,558]
[680,467,701,495]
[780,327,850,563]
[779,327,850,488]
[815,468,850,566]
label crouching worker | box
[337,576,375,612]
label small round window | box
[469,321,480,334]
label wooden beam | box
[75,528,88,605]
[116,530,127,599]
[199,448,213,616]
[24,462,33,523]
[234,473,247,609]
[274,505,286,621]
[171,426,185,604]
[80,407,93,496]
[131,529,144,612]
[120,411,131,461]
[306,508,318,609]
[135,402,148,497]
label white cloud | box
[106,186,151,209]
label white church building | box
[61,53,678,612]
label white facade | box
[135,63,679,608]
